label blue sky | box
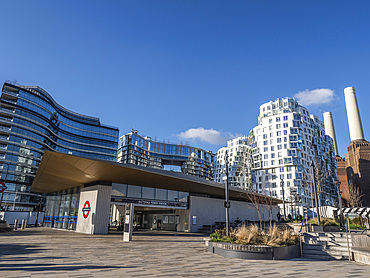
[1,1,370,155]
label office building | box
[249,98,339,213]
[0,82,119,210]
[117,130,215,180]
[214,136,252,190]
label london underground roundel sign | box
[82,201,91,218]
[0,182,6,193]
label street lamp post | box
[311,161,321,226]
[281,179,286,219]
[224,151,230,237]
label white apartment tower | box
[214,136,252,190]
[250,98,338,212]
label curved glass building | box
[118,131,215,180]
[0,82,119,209]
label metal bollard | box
[21,219,27,229]
[14,219,19,230]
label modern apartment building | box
[117,130,215,180]
[214,136,252,190]
[0,82,119,210]
[249,97,339,210]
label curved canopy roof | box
[31,151,281,205]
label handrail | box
[346,213,351,261]
[299,212,306,233]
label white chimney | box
[323,112,339,156]
[344,86,365,142]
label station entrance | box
[109,203,188,233]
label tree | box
[348,178,363,208]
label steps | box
[302,232,352,260]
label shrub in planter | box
[210,224,299,247]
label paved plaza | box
[0,227,369,277]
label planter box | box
[208,242,300,260]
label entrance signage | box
[111,196,188,208]
[0,182,6,193]
[82,201,91,218]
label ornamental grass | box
[210,224,299,247]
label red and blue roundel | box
[82,201,91,218]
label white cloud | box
[177,127,237,145]
[294,88,336,106]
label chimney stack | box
[323,112,339,156]
[344,86,365,142]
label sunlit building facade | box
[250,98,338,211]
[214,136,252,190]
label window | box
[277,145,282,150]
[283,123,288,128]
[276,117,280,122]
[271,153,275,158]
[276,131,281,136]
[276,124,281,129]
[271,146,274,151]
[287,174,292,179]
[277,138,282,143]
[283,116,288,121]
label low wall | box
[0,211,44,226]
[209,242,300,260]
[189,195,279,233]
[351,234,370,265]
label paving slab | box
[0,228,370,277]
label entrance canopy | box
[31,151,281,204]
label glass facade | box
[111,183,189,204]
[44,184,189,231]
[44,187,81,230]
[117,131,215,180]
[0,82,119,209]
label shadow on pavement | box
[0,244,46,257]
[0,264,134,272]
